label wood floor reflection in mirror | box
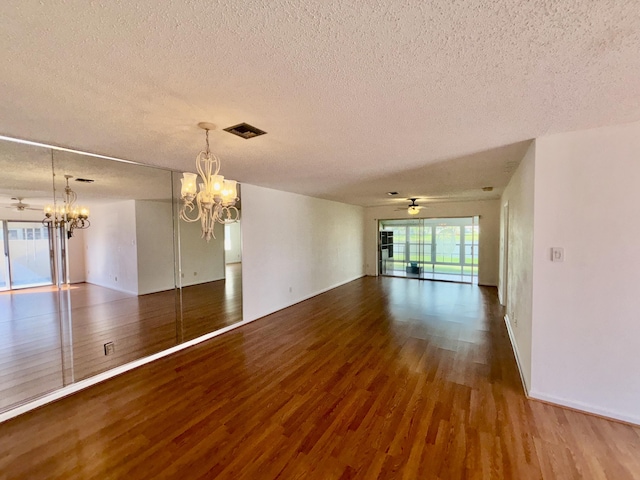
[0,264,242,412]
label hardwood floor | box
[0,276,638,479]
[0,264,242,412]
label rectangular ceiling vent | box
[223,123,267,139]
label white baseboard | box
[503,314,530,395]
[503,317,639,426]
[297,274,366,304]
[528,390,640,426]
[244,274,366,322]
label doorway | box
[0,220,54,290]
[378,217,479,284]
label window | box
[224,224,231,251]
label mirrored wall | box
[0,137,242,413]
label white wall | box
[67,228,86,284]
[241,184,365,322]
[225,221,242,264]
[530,122,640,424]
[178,214,225,287]
[135,200,175,295]
[500,142,536,391]
[364,200,501,286]
[84,200,138,294]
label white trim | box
[244,274,366,322]
[0,316,261,424]
[503,314,529,396]
[497,289,504,305]
[528,390,640,426]
[0,134,166,169]
[295,274,365,303]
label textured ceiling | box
[0,1,639,207]
[0,140,173,214]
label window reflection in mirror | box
[0,141,62,412]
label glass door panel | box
[379,217,479,284]
[0,221,8,290]
[7,222,53,288]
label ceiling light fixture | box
[180,122,239,241]
[43,175,90,239]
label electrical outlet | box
[104,342,115,356]
[551,247,564,262]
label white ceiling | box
[0,1,639,207]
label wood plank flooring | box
[0,264,242,412]
[0,277,639,479]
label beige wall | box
[500,141,536,391]
[364,199,501,286]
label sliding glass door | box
[379,217,479,284]
[2,221,54,289]
[0,221,8,291]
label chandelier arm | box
[220,206,239,223]
[195,151,208,191]
[179,200,201,222]
[203,129,221,177]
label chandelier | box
[180,122,239,241]
[43,175,90,239]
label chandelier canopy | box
[43,175,90,239]
[180,123,239,241]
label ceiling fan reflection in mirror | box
[4,197,41,212]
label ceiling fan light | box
[408,206,420,215]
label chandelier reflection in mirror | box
[180,122,239,241]
[42,174,90,239]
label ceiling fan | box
[395,198,425,215]
[4,197,42,212]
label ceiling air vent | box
[75,178,95,183]
[223,123,267,139]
